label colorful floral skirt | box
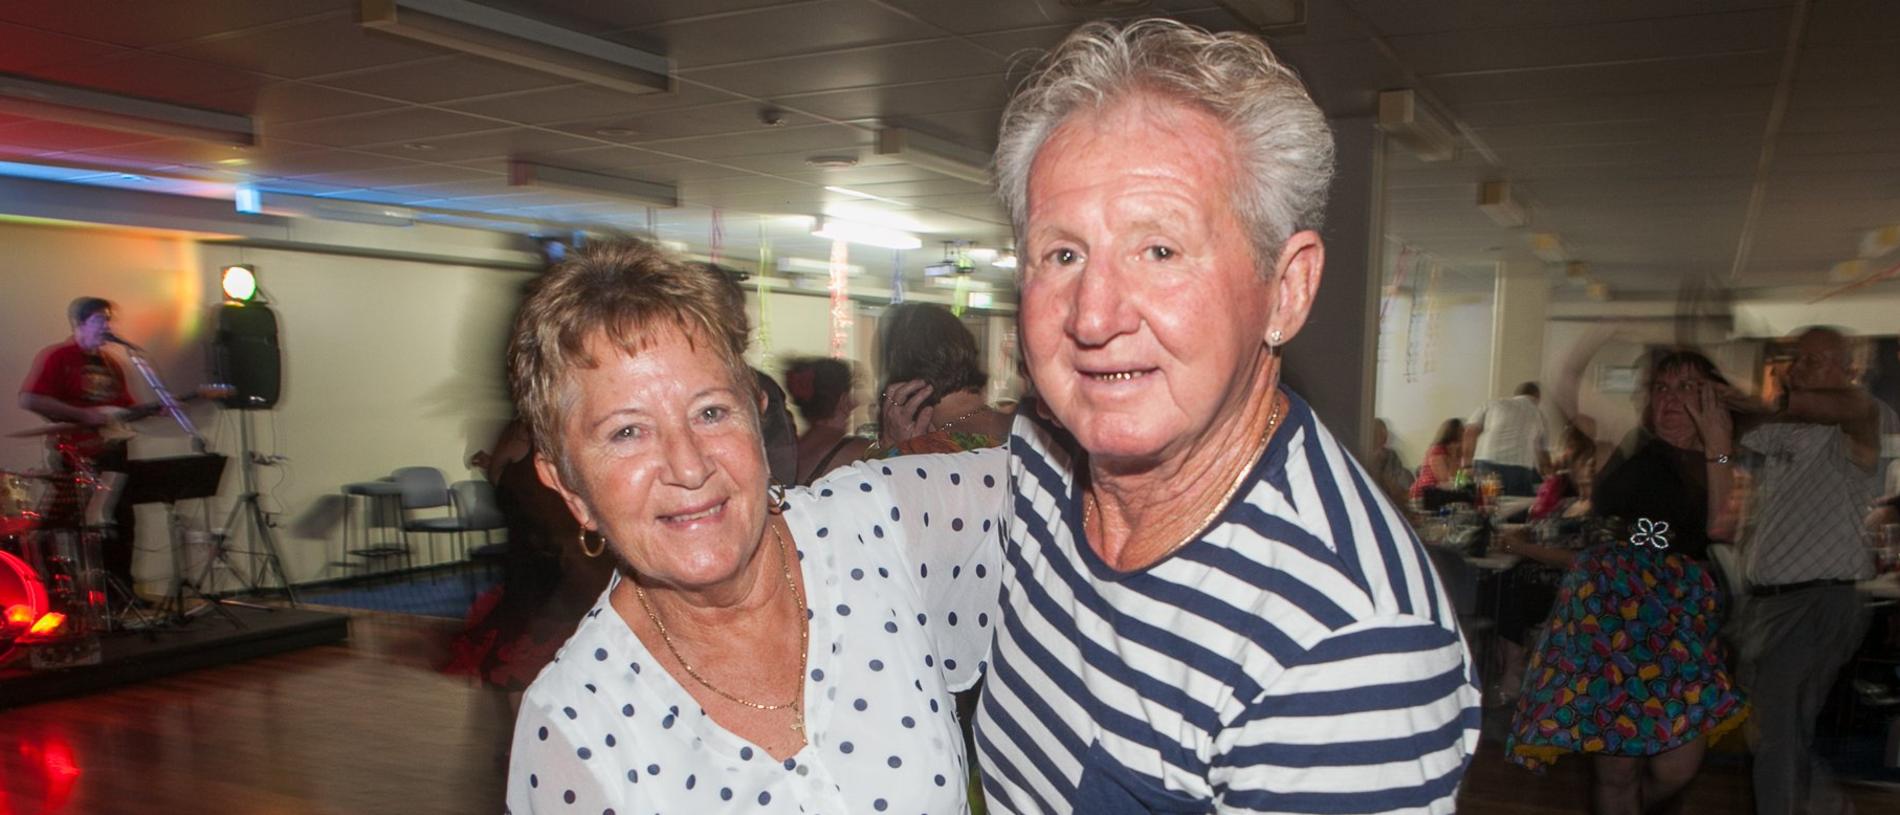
[1505,543,1748,771]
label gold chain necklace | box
[633,521,809,734]
[932,403,987,434]
[1084,392,1286,564]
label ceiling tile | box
[315,56,570,104]
[0,1,339,49]
[164,15,445,79]
[530,0,806,32]
[26,51,266,109]
[546,101,823,143]
[634,0,948,69]
[0,21,130,73]
[293,162,498,188]
[1428,51,1782,106]
[657,124,873,161]
[442,82,741,125]
[356,126,599,162]
[779,74,1012,121]
[1349,0,1788,39]
[680,39,1006,99]
[1387,8,1787,77]
[266,107,502,148]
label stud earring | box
[1268,329,1284,346]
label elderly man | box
[1737,326,1899,815]
[975,19,1479,814]
[1462,382,1550,496]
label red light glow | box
[26,612,65,637]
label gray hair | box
[993,18,1336,272]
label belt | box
[1749,578,1857,598]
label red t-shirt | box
[21,340,134,461]
[23,340,133,409]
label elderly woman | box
[503,240,1006,813]
[974,19,1479,814]
[1505,349,1748,813]
[873,303,1012,457]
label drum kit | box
[0,428,122,668]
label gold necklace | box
[633,521,809,734]
[932,403,987,434]
[1084,392,1286,564]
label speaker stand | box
[205,410,297,608]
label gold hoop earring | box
[767,479,788,514]
[578,528,606,558]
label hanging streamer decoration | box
[828,239,852,358]
[890,249,905,304]
[645,207,656,239]
[756,225,774,355]
[950,243,970,316]
[708,208,724,269]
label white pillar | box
[1488,260,1549,399]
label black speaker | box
[213,302,281,409]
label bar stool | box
[341,480,408,575]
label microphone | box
[103,332,144,352]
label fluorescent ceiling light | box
[966,291,995,309]
[359,0,671,95]
[509,160,677,208]
[1477,180,1527,228]
[824,185,906,206]
[1529,232,1568,264]
[992,253,1018,270]
[965,247,997,262]
[1861,224,1900,259]
[312,202,417,227]
[1377,90,1456,162]
[779,256,863,276]
[812,217,921,250]
[874,128,990,185]
[0,72,256,146]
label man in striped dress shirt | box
[1736,326,1899,815]
[977,19,1481,814]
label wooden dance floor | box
[3,610,1898,814]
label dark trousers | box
[1737,584,1866,815]
[1473,460,1539,496]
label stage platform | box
[0,605,350,709]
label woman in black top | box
[1506,349,1749,815]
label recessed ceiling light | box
[594,127,637,137]
[806,155,858,170]
[402,142,436,151]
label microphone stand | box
[114,340,206,453]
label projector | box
[923,259,975,277]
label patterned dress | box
[1506,434,1748,770]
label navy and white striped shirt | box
[976,390,1480,814]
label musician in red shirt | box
[19,296,139,594]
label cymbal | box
[6,424,89,438]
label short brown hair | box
[508,240,754,479]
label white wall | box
[1731,290,1900,338]
[1374,290,1496,466]
[0,216,1017,594]
[1539,317,1757,448]
[0,219,539,593]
